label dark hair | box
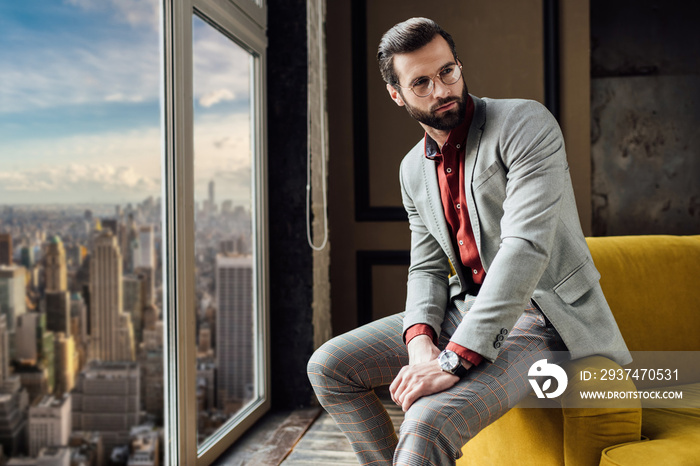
[377,17,458,87]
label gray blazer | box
[399,95,631,365]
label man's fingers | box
[390,367,407,405]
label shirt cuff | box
[446,341,484,367]
[404,324,437,346]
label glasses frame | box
[396,64,463,98]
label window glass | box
[0,1,163,463]
[191,14,258,446]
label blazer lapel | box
[463,95,486,263]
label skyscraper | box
[44,292,70,337]
[134,226,154,270]
[208,179,216,214]
[44,236,67,293]
[215,254,254,412]
[0,376,29,457]
[72,361,140,464]
[53,332,76,395]
[0,265,26,333]
[89,231,124,362]
[0,315,8,384]
[0,234,11,266]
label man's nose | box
[431,78,451,99]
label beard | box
[403,81,469,131]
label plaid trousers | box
[307,296,567,465]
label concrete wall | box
[591,0,700,235]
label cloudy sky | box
[0,0,252,207]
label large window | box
[162,0,269,464]
[0,0,267,464]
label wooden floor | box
[213,392,403,465]
[281,395,404,465]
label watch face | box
[439,350,460,372]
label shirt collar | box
[424,94,474,160]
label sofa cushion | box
[586,235,700,352]
[599,383,700,466]
[458,398,564,465]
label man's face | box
[388,35,467,132]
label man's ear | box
[386,83,405,107]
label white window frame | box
[161,0,268,464]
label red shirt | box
[405,95,484,367]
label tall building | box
[0,315,8,384]
[44,234,71,339]
[53,333,76,395]
[15,313,54,401]
[72,361,140,464]
[44,237,67,293]
[123,275,144,345]
[138,320,162,423]
[122,214,138,275]
[133,266,154,309]
[0,265,26,333]
[208,180,216,214]
[15,312,41,363]
[215,255,254,412]
[27,394,71,457]
[134,226,154,270]
[44,291,70,337]
[89,231,126,362]
[20,246,34,269]
[0,234,11,266]
[0,376,29,458]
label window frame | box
[161,0,269,464]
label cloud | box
[0,2,160,115]
[199,89,235,108]
[0,163,159,195]
[66,0,160,30]
[105,93,145,103]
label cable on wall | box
[305,0,329,251]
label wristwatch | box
[438,349,468,377]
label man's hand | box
[406,334,440,365]
[390,356,472,412]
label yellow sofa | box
[459,235,700,466]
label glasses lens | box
[441,65,461,85]
[413,80,432,97]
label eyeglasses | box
[397,64,463,98]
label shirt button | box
[456,203,461,209]
[473,269,478,275]
[446,168,452,174]
[456,144,461,149]
[458,240,464,245]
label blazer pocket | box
[472,161,504,190]
[553,258,601,304]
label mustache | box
[430,97,460,113]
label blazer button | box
[496,334,504,342]
[493,341,502,349]
[500,328,508,335]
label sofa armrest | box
[559,356,642,466]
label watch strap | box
[452,361,468,378]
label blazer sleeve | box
[399,157,451,340]
[449,100,568,362]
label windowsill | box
[212,406,322,465]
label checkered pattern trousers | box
[307,297,567,465]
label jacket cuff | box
[404,324,438,346]
[446,341,484,366]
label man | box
[308,17,630,465]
